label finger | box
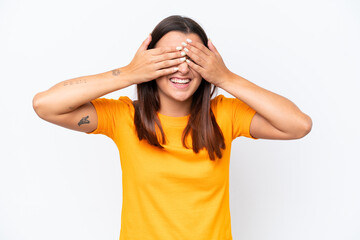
[155,57,187,69]
[185,39,212,56]
[150,45,184,55]
[186,59,204,75]
[153,51,185,63]
[208,39,220,55]
[155,66,181,78]
[184,46,207,67]
[138,34,152,52]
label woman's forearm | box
[33,67,131,116]
[219,72,312,136]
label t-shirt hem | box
[85,100,102,135]
[247,110,258,140]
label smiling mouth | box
[169,78,191,84]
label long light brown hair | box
[133,15,225,160]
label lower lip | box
[170,80,191,89]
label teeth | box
[170,78,191,84]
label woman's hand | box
[123,34,187,85]
[183,39,233,87]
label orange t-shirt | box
[87,94,256,240]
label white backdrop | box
[1,0,359,239]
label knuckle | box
[148,49,156,55]
[190,47,197,53]
[151,57,157,64]
[166,53,174,59]
[163,60,171,67]
[170,59,177,65]
[160,61,167,68]
[160,60,170,69]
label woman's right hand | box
[123,34,186,85]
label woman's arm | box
[32,68,133,133]
[217,73,312,139]
[33,34,186,132]
[183,39,312,139]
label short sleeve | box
[86,96,133,139]
[213,95,257,140]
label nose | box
[177,61,190,74]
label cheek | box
[155,77,169,91]
[156,76,167,85]
[193,72,202,84]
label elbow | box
[32,92,47,119]
[32,93,40,114]
[293,114,313,139]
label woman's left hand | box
[184,39,232,87]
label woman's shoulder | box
[91,96,135,113]
[210,94,228,116]
[211,94,225,101]
[210,94,233,109]
[117,96,134,105]
[116,96,135,112]
[210,94,251,116]
[211,94,248,107]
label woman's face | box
[155,31,203,105]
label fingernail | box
[173,67,179,71]
[186,59,191,63]
[181,42,187,46]
[186,39,192,43]
[184,48,189,52]
[180,57,186,61]
[176,46,182,50]
[181,51,186,56]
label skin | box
[181,35,313,139]
[32,35,185,133]
[154,32,203,117]
[33,30,312,140]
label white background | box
[1,0,359,239]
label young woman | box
[33,15,312,240]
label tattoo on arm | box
[112,69,121,76]
[78,116,90,126]
[63,79,87,86]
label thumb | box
[138,34,152,52]
[208,39,219,54]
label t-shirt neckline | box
[157,112,190,127]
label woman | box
[33,15,312,240]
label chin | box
[170,92,193,102]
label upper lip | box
[169,76,192,79]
